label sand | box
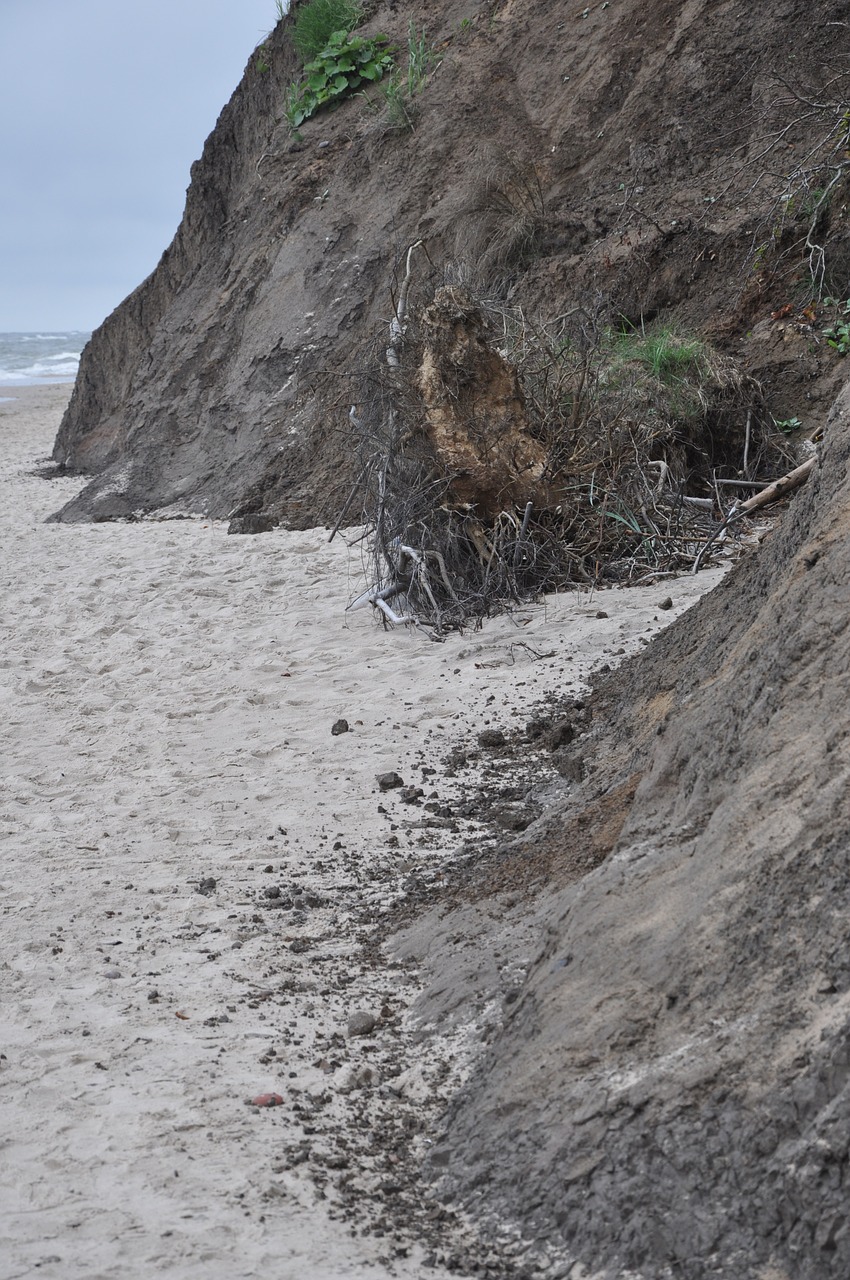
[0,385,728,1279]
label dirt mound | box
[50,0,848,527]
[425,377,850,1277]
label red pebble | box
[249,1092,284,1107]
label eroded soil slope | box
[426,378,850,1278]
[52,0,849,526]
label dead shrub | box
[455,150,548,281]
[342,286,786,635]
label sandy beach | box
[0,385,727,1279]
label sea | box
[0,332,90,392]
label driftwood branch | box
[734,454,817,514]
[692,454,817,574]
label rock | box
[658,596,674,610]
[492,805,534,832]
[196,876,217,895]
[477,729,506,749]
[595,610,609,619]
[227,513,276,536]
[263,885,281,899]
[377,771,404,791]
[331,718,349,736]
[553,749,585,783]
[399,786,425,804]
[103,968,121,979]
[338,1063,382,1091]
[247,1092,284,1107]
[347,1010,377,1038]
[546,719,575,751]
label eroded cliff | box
[51,0,849,528]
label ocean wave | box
[0,332,89,384]
[0,358,80,382]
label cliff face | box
[51,0,848,526]
[426,375,850,1279]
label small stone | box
[477,729,506,749]
[197,876,217,896]
[247,1092,284,1107]
[331,718,349,736]
[103,968,121,980]
[595,610,609,619]
[263,886,281,899]
[547,719,575,751]
[347,1010,377,1038]
[658,596,674,610]
[377,771,404,791]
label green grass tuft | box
[293,0,362,63]
[614,325,707,385]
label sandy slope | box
[0,386,726,1279]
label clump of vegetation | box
[459,153,547,280]
[286,29,394,128]
[744,73,850,295]
[380,23,441,131]
[343,284,790,635]
[822,296,850,354]
[292,0,362,63]
[613,325,707,384]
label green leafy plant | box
[822,297,850,354]
[293,0,362,63]
[772,416,803,433]
[286,29,394,128]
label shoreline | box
[0,380,77,398]
[1,387,728,1277]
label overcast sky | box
[0,0,284,332]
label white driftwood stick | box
[346,580,405,612]
[374,597,416,625]
[386,241,423,369]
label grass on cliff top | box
[293,0,362,62]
